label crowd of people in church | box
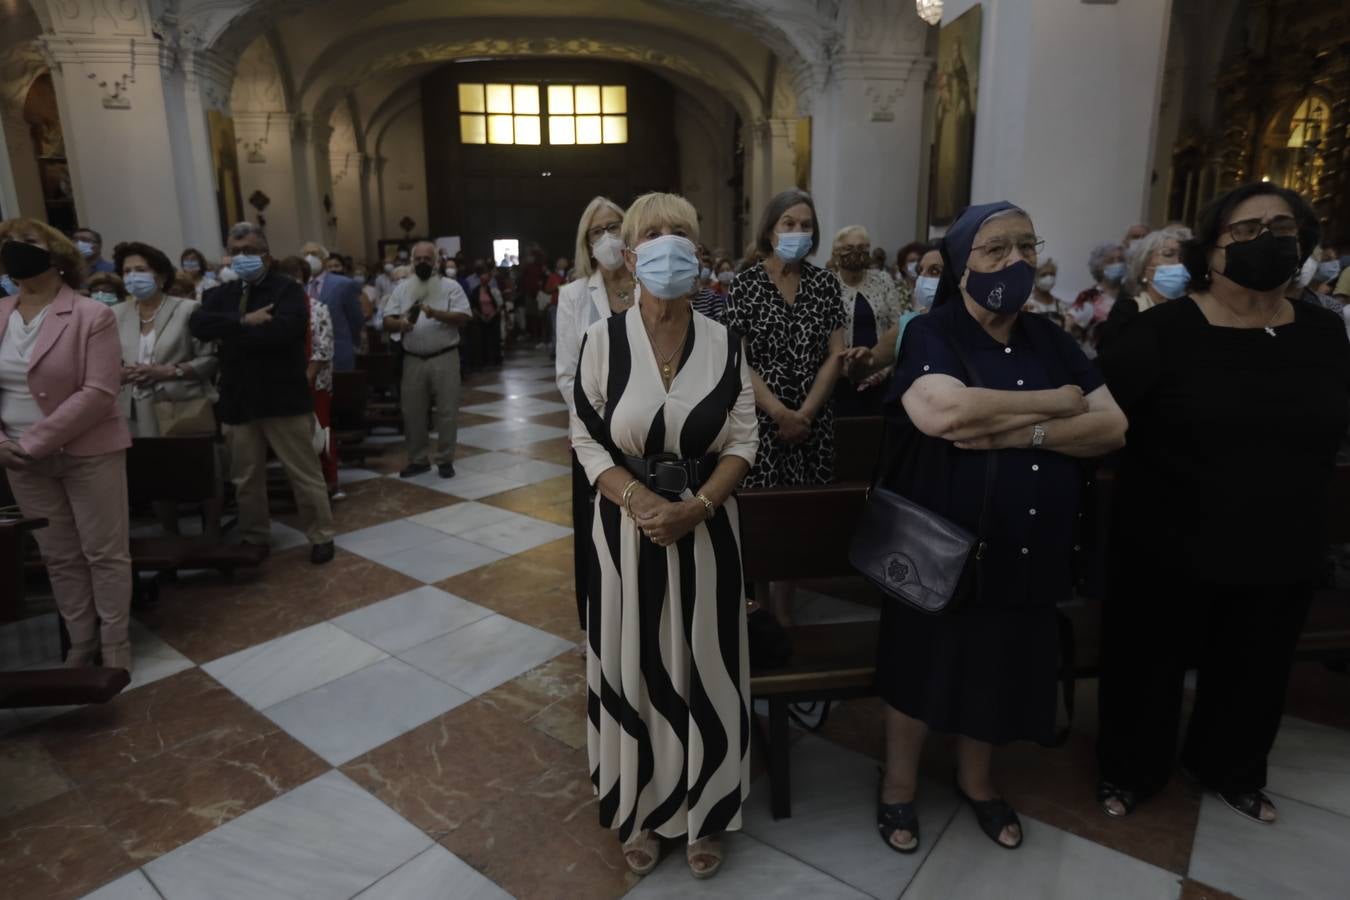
[2,175,1349,880]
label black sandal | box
[1097,780,1138,818]
[1219,790,1277,825]
[954,781,1023,849]
[876,778,920,854]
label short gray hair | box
[227,221,268,251]
[1087,242,1123,282]
[1126,226,1192,292]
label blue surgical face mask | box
[91,290,119,306]
[231,254,266,281]
[1317,260,1342,284]
[906,261,919,278]
[1150,263,1190,300]
[181,259,201,273]
[635,234,700,300]
[699,266,712,281]
[76,240,96,259]
[912,275,939,310]
[124,271,160,299]
[965,260,1035,312]
[775,231,812,263]
[0,274,16,296]
[1102,261,1127,284]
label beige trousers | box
[225,414,335,545]
[7,451,132,655]
[401,349,461,466]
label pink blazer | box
[0,285,132,458]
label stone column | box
[330,149,369,258]
[234,110,304,254]
[289,115,326,244]
[747,117,802,229]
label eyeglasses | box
[1220,216,1298,242]
[587,222,622,242]
[970,237,1046,263]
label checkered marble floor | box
[2,352,1349,900]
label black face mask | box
[839,250,871,271]
[1219,232,1301,292]
[1,240,53,280]
[414,262,434,282]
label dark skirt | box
[571,450,592,630]
[876,599,1060,745]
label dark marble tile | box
[1179,879,1246,900]
[479,649,589,749]
[479,478,572,527]
[84,727,328,863]
[0,728,71,817]
[319,477,461,535]
[504,436,573,466]
[460,389,502,406]
[340,700,574,841]
[436,539,581,644]
[0,789,135,900]
[139,551,418,663]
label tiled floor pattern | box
[1,352,1348,899]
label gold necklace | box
[641,313,690,381]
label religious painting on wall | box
[929,4,982,229]
[208,110,244,240]
[794,117,812,190]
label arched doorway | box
[23,73,75,232]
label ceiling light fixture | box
[915,0,943,26]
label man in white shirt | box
[382,241,471,478]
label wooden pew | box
[742,463,1350,819]
[332,370,387,466]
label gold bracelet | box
[694,492,716,520]
[620,479,640,517]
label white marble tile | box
[398,614,575,695]
[267,520,310,552]
[331,586,493,653]
[461,397,568,418]
[264,657,470,765]
[335,519,451,561]
[1266,715,1350,818]
[337,467,384,485]
[81,869,162,900]
[144,771,431,900]
[354,844,513,899]
[456,422,568,450]
[124,620,195,692]
[371,534,507,583]
[407,500,519,534]
[905,807,1181,900]
[1189,791,1350,900]
[202,623,387,710]
[470,381,560,397]
[452,451,538,475]
[457,515,571,555]
[625,832,871,900]
[494,459,570,485]
[420,472,527,500]
[741,735,958,899]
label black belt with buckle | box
[622,452,719,496]
[404,345,457,360]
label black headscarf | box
[934,201,1025,307]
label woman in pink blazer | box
[0,218,134,671]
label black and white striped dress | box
[570,297,758,843]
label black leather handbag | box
[848,341,996,615]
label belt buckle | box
[648,453,688,494]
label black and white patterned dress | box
[570,296,758,843]
[725,260,845,487]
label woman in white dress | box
[556,196,634,630]
[571,192,758,880]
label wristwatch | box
[172,365,185,378]
[1031,424,1046,448]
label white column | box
[746,116,803,230]
[810,52,932,250]
[945,0,1171,293]
[290,115,326,244]
[234,110,304,254]
[331,149,369,257]
[169,47,235,257]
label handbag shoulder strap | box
[949,338,999,544]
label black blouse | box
[1099,297,1350,585]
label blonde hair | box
[573,196,626,278]
[0,217,86,289]
[621,192,700,250]
[832,225,870,253]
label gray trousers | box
[401,348,461,465]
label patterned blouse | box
[308,299,334,392]
[837,269,908,349]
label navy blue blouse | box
[887,300,1105,609]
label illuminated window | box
[547,84,628,145]
[458,83,540,145]
[460,82,627,146]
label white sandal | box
[623,831,660,876]
[687,837,723,879]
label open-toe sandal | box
[623,831,660,876]
[1220,789,1277,825]
[1097,779,1139,818]
[955,782,1023,849]
[687,837,723,879]
[876,779,920,854]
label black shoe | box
[399,463,431,478]
[310,541,336,565]
[438,463,456,479]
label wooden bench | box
[357,352,403,431]
[741,462,1350,819]
[332,370,388,466]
